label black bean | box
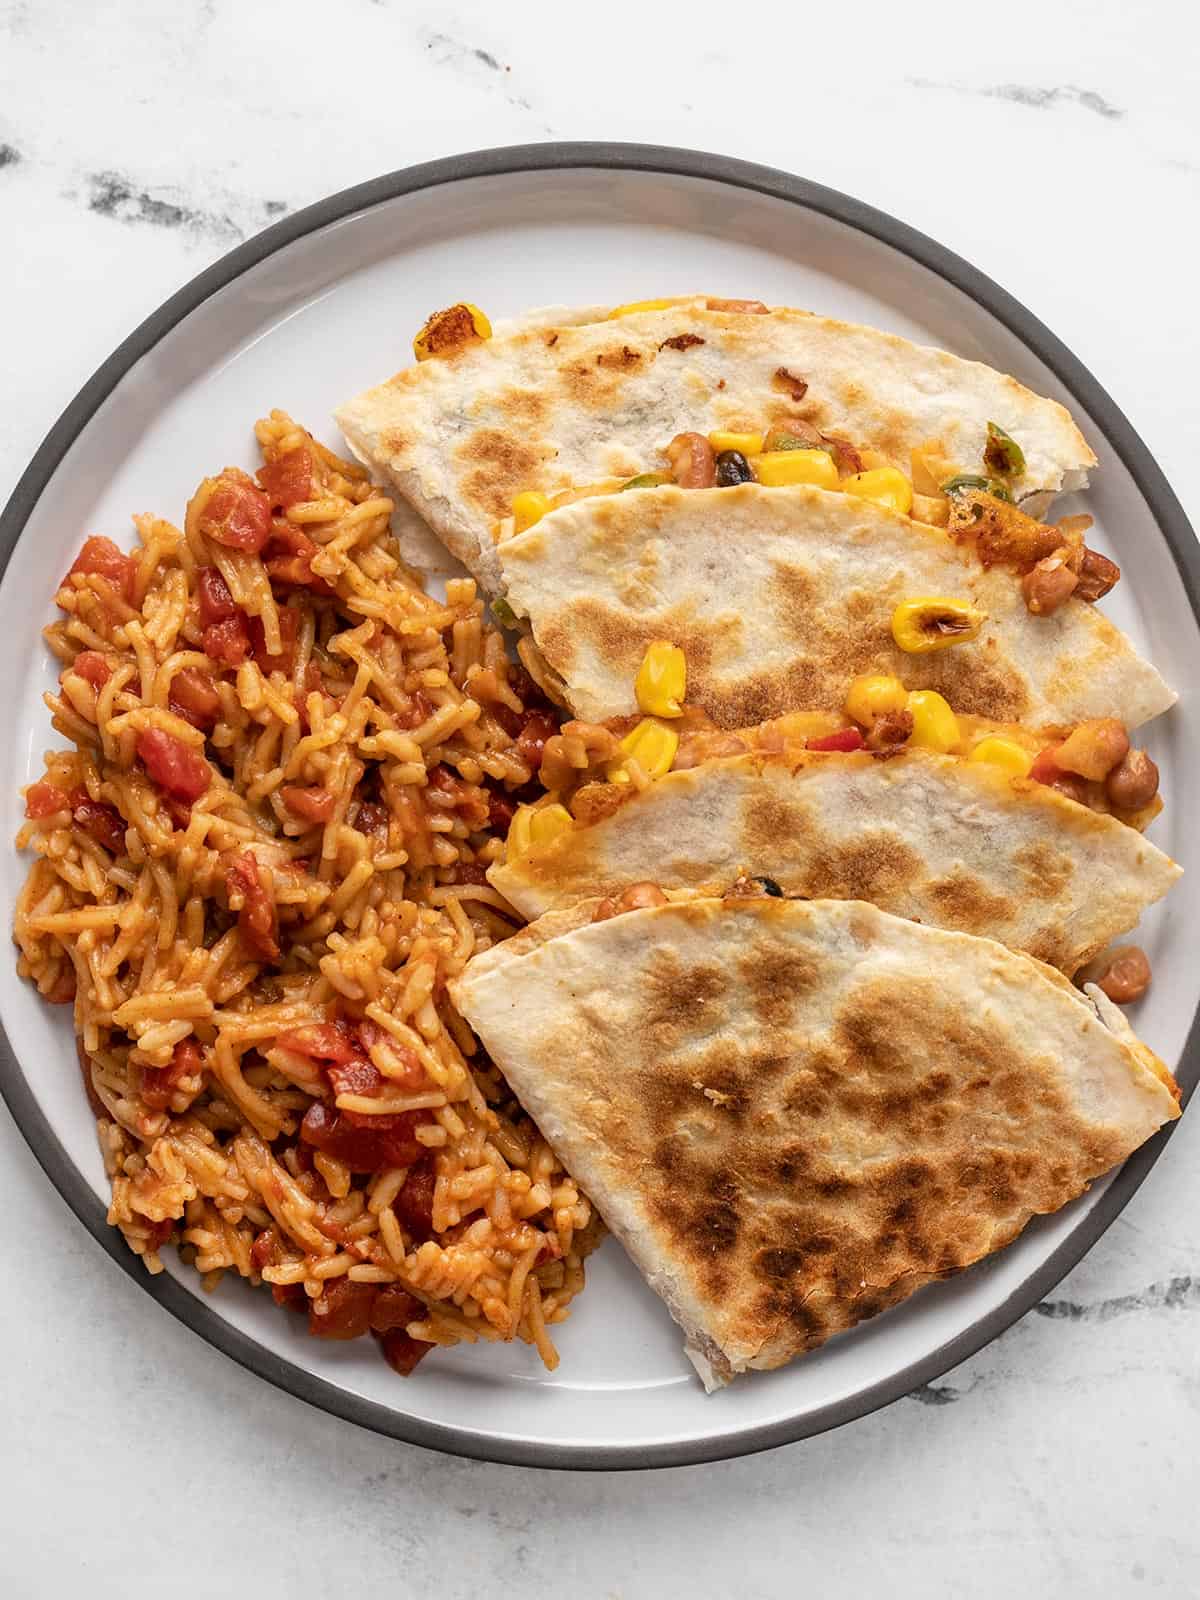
[753,877,784,897]
[715,450,753,487]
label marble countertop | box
[2,2,1198,1595]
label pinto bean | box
[1074,548,1121,602]
[1022,549,1080,615]
[1105,748,1159,811]
[665,432,716,488]
[1091,946,1151,1005]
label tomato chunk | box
[66,536,135,602]
[225,852,279,962]
[248,607,299,675]
[299,1101,430,1173]
[327,1057,386,1100]
[806,728,866,753]
[202,614,251,666]
[24,781,67,819]
[393,1157,437,1239]
[369,1284,422,1335]
[197,475,272,553]
[264,519,330,592]
[197,565,237,625]
[357,1018,427,1090]
[169,666,222,731]
[515,712,558,774]
[68,787,126,853]
[378,1328,434,1376]
[70,651,112,688]
[281,785,336,824]
[137,728,212,803]
[308,1276,375,1340]
[142,1037,203,1112]
[257,446,315,510]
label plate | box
[1,143,1197,1471]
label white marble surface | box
[1,1,1199,1594]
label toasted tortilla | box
[497,483,1172,732]
[335,299,1096,592]
[452,896,1180,1387]
[488,747,1180,974]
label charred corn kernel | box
[748,449,839,490]
[512,491,552,533]
[844,673,908,727]
[528,803,574,847]
[842,467,914,517]
[708,430,764,457]
[906,690,961,753]
[968,737,1033,778]
[606,718,679,785]
[412,302,492,360]
[609,299,677,317]
[891,596,985,654]
[635,641,686,718]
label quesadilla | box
[335,297,1096,593]
[451,895,1180,1388]
[495,483,1172,732]
[488,744,1179,974]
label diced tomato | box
[369,1284,422,1335]
[24,781,67,819]
[806,728,866,753]
[225,852,279,962]
[327,1057,386,1100]
[378,1327,434,1376]
[197,566,238,625]
[355,802,389,841]
[1030,745,1064,785]
[257,446,315,510]
[68,786,126,853]
[393,1158,437,1239]
[248,607,298,675]
[202,614,251,666]
[272,1281,308,1312]
[280,785,336,824]
[168,666,222,732]
[70,651,112,688]
[396,690,433,732]
[275,1020,359,1066]
[308,1276,376,1341]
[263,518,334,594]
[299,1101,431,1174]
[515,712,559,774]
[142,1037,203,1112]
[137,728,211,803]
[66,536,135,602]
[250,1228,278,1273]
[356,1019,427,1092]
[486,788,517,832]
[197,475,272,553]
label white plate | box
[1,144,1196,1470]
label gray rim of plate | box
[0,142,1196,1473]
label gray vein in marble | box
[77,171,289,243]
[909,79,1125,119]
[0,143,21,169]
[1035,1274,1198,1322]
[422,29,532,111]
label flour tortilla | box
[497,482,1172,732]
[488,747,1180,975]
[451,896,1179,1387]
[335,298,1096,592]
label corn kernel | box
[606,718,680,785]
[609,299,677,318]
[413,302,492,361]
[506,805,535,859]
[512,491,552,534]
[708,431,764,457]
[748,449,839,490]
[844,673,908,727]
[842,467,915,517]
[635,641,686,719]
[968,737,1034,778]
[906,690,961,753]
[891,597,986,654]
[529,803,574,847]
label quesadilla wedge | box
[495,483,1172,732]
[488,743,1180,974]
[335,297,1096,593]
[451,895,1180,1388]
